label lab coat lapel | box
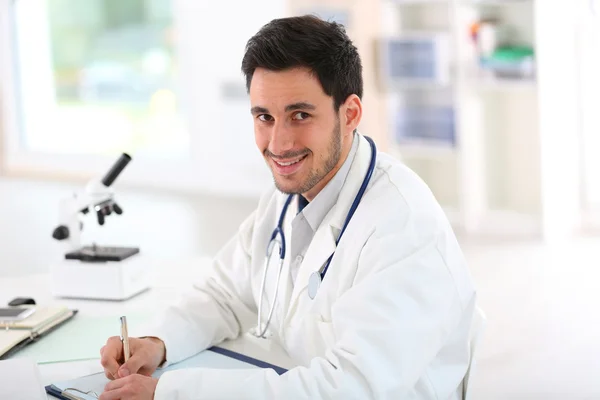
[327,134,373,231]
[285,134,374,313]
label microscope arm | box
[52,153,132,252]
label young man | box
[99,15,481,400]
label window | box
[13,0,188,159]
[1,0,283,195]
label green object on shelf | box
[490,46,535,61]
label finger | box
[100,345,114,379]
[117,338,151,377]
[103,377,141,400]
[99,345,109,359]
[104,375,130,392]
[101,359,119,380]
[118,350,148,378]
[100,336,123,365]
[100,336,123,379]
[99,385,126,400]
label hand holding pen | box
[99,317,166,380]
[97,316,167,400]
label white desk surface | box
[4,246,600,399]
[0,257,295,399]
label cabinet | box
[379,0,542,237]
[287,0,585,239]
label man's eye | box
[258,114,273,122]
[293,112,310,121]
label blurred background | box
[0,0,599,398]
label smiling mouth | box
[273,154,307,167]
[270,154,309,176]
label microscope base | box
[50,254,151,301]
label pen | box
[120,316,130,362]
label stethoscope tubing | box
[253,136,376,338]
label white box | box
[50,254,151,301]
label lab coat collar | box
[283,133,375,316]
[299,132,359,232]
[327,133,374,233]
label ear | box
[341,95,362,136]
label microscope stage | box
[65,246,139,262]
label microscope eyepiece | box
[101,153,132,187]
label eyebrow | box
[285,102,316,112]
[250,106,269,115]
[250,102,317,115]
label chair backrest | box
[462,306,487,400]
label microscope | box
[50,153,151,300]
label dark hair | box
[241,15,363,111]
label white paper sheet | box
[0,358,47,400]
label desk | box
[0,258,295,399]
[4,243,600,399]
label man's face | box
[250,67,348,200]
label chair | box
[462,306,487,400]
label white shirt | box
[289,132,359,285]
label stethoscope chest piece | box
[308,271,322,300]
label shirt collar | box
[298,131,359,231]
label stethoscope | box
[252,136,377,338]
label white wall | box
[171,0,286,196]
[535,0,583,239]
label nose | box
[268,120,294,157]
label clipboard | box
[45,345,288,399]
[0,309,78,360]
[46,384,100,400]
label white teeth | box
[276,157,304,166]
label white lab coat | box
[142,134,479,399]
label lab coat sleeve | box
[153,218,472,399]
[133,210,258,365]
